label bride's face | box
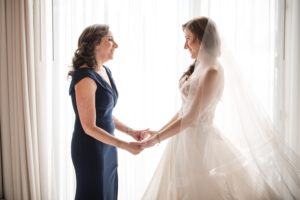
[184,29,200,59]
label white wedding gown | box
[142,64,280,200]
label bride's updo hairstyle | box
[181,17,221,80]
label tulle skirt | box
[142,123,279,200]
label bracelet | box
[156,134,161,144]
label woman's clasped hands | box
[128,129,161,154]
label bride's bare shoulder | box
[205,64,223,76]
[202,64,224,85]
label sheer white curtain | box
[275,0,300,153]
[50,0,282,199]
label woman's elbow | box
[82,123,97,135]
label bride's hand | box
[140,132,160,149]
[127,128,150,141]
[139,129,157,141]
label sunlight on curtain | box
[49,0,277,199]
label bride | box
[141,16,300,200]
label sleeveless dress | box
[69,67,118,200]
[142,65,278,200]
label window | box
[47,0,278,198]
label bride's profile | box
[141,16,300,200]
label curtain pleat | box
[0,0,48,199]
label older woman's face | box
[184,29,200,59]
[95,31,118,62]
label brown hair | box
[68,24,110,76]
[180,17,220,80]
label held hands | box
[139,130,160,149]
[128,128,151,141]
[123,128,160,155]
[122,128,151,155]
[122,141,143,155]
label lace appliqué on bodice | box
[179,73,222,124]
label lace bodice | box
[179,70,223,124]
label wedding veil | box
[176,17,300,199]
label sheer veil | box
[176,17,300,199]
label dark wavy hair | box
[180,17,220,80]
[68,24,110,76]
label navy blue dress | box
[69,67,119,200]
